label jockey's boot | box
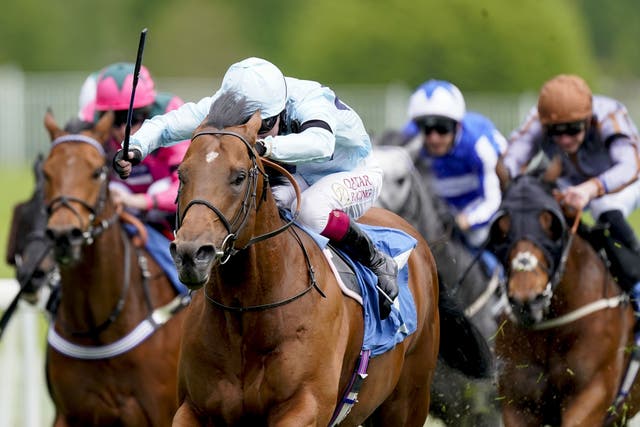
[599,210,640,333]
[331,216,399,319]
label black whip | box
[122,28,148,157]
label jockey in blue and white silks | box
[113,57,400,319]
[404,79,507,248]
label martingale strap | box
[47,293,190,359]
[329,349,371,426]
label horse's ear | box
[44,110,64,140]
[540,210,564,241]
[542,154,563,183]
[95,111,114,142]
[246,110,262,136]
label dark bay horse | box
[488,174,640,426]
[5,154,58,308]
[370,143,502,426]
[168,93,491,426]
[42,111,188,426]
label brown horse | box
[489,174,640,426]
[168,92,491,426]
[5,154,57,304]
[42,111,188,427]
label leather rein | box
[181,129,324,312]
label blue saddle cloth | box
[293,219,418,357]
[123,223,188,295]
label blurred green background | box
[3,0,640,278]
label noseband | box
[176,129,301,264]
[46,135,119,244]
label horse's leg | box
[560,375,615,427]
[502,405,542,427]
[52,414,68,427]
[172,403,200,427]
[268,389,332,427]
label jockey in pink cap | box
[89,62,189,240]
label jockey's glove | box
[255,139,272,157]
[112,148,142,179]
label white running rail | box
[0,278,53,427]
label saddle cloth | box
[296,221,418,357]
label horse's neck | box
[57,208,134,329]
[211,205,302,300]
[557,237,611,303]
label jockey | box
[83,62,189,240]
[112,57,398,319]
[504,74,640,325]
[404,79,507,274]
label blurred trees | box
[0,0,636,91]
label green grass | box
[1,165,35,278]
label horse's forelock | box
[205,90,260,129]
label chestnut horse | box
[488,174,640,426]
[42,111,188,426]
[168,92,491,426]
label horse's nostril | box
[70,228,84,242]
[196,245,215,262]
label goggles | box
[258,114,279,134]
[546,120,586,137]
[415,116,457,135]
[102,109,149,128]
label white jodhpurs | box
[271,160,383,234]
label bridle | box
[45,134,129,336]
[176,129,301,264]
[177,129,324,312]
[46,135,120,245]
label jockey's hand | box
[455,213,471,231]
[110,187,148,211]
[255,139,272,157]
[561,179,600,211]
[113,149,142,179]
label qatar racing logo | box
[331,174,375,206]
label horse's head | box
[42,110,114,264]
[170,92,269,288]
[488,174,568,326]
[371,146,415,213]
[6,155,59,303]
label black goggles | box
[415,116,457,135]
[546,120,586,137]
[258,114,279,134]
[102,109,148,128]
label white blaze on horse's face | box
[511,251,539,272]
[206,151,219,163]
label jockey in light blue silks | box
[113,57,399,319]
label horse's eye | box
[92,167,106,180]
[178,169,188,185]
[232,171,247,187]
[396,177,406,186]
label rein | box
[507,210,626,329]
[46,133,189,355]
[182,129,324,312]
[177,130,301,262]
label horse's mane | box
[203,90,260,129]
